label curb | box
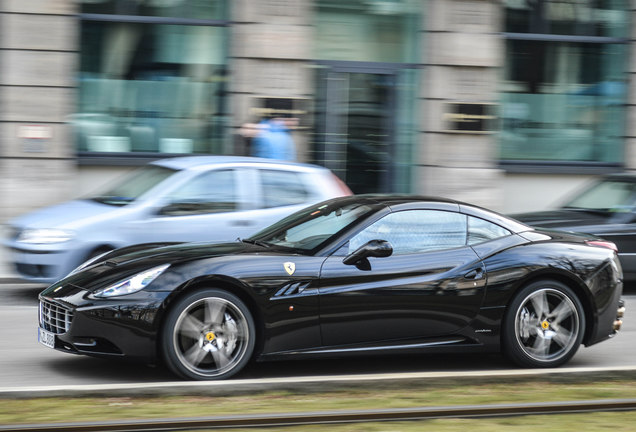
[2,366,636,399]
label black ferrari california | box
[38,195,625,380]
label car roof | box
[151,155,328,172]
[322,194,530,233]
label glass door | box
[313,63,398,194]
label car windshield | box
[90,164,178,206]
[247,201,380,252]
[563,179,636,212]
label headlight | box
[93,264,170,298]
[17,229,75,244]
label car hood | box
[10,199,123,230]
[104,241,265,266]
[510,209,615,230]
[45,241,288,294]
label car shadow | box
[42,352,512,384]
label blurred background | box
[0,0,633,219]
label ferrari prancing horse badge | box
[284,262,296,276]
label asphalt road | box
[1,284,634,388]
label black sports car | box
[38,195,625,380]
[511,174,636,281]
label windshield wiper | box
[240,238,271,248]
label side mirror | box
[343,239,393,266]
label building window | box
[501,0,629,169]
[75,0,229,158]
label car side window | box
[260,170,309,208]
[160,169,237,216]
[467,216,511,245]
[349,210,468,255]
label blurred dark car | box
[511,174,636,280]
[4,156,351,284]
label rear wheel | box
[503,280,585,368]
[162,289,255,380]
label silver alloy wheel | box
[514,288,580,363]
[172,296,250,378]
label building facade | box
[1,0,635,221]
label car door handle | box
[464,268,484,280]
[231,220,255,227]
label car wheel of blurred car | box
[161,288,255,380]
[503,280,585,368]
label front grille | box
[39,299,73,334]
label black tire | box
[503,280,585,368]
[161,289,255,380]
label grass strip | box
[2,375,636,426]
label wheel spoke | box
[552,327,574,348]
[531,334,551,357]
[550,300,574,325]
[210,349,231,369]
[178,314,205,338]
[530,291,549,318]
[183,342,208,368]
[204,300,226,326]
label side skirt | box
[257,336,490,362]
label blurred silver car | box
[4,156,352,283]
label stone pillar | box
[0,0,78,221]
[230,0,314,161]
[417,0,504,210]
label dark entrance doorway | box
[313,62,401,194]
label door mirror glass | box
[343,239,393,266]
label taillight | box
[585,240,618,252]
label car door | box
[126,167,261,244]
[318,209,487,347]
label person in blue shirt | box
[251,117,297,161]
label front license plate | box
[38,327,55,349]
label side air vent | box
[274,282,310,297]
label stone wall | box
[230,0,314,161]
[418,0,504,210]
[0,0,78,221]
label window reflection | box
[77,4,228,155]
[501,0,629,164]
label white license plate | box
[38,327,55,349]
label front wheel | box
[161,289,255,380]
[503,280,585,368]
